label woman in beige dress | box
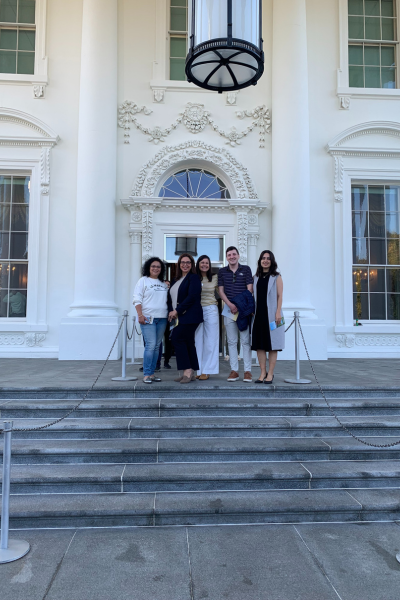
[195,255,219,380]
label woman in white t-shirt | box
[133,257,169,384]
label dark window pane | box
[382,17,395,40]
[387,269,400,292]
[349,0,363,15]
[10,232,28,259]
[0,289,9,318]
[12,177,30,204]
[365,16,381,39]
[370,239,386,263]
[382,0,394,17]
[170,57,186,80]
[369,268,385,291]
[349,65,364,86]
[18,29,35,50]
[17,50,34,74]
[387,294,400,319]
[385,186,399,211]
[369,186,385,210]
[381,45,395,66]
[353,292,369,319]
[6,289,26,317]
[353,268,368,292]
[170,6,187,31]
[0,50,16,73]
[11,204,28,231]
[365,0,380,16]
[171,0,187,6]
[352,186,368,210]
[365,65,381,86]
[18,0,36,23]
[349,16,364,38]
[387,239,400,264]
[0,204,10,230]
[352,211,368,237]
[365,45,380,64]
[0,233,9,259]
[0,0,18,22]
[370,293,386,319]
[386,213,400,238]
[349,45,364,64]
[0,176,12,203]
[9,262,27,287]
[353,238,369,263]
[369,212,385,237]
[0,262,9,288]
[382,67,396,88]
[0,29,17,50]
[170,36,186,58]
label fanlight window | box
[159,168,231,199]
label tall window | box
[0,0,36,75]
[169,0,187,81]
[348,0,397,88]
[0,175,29,318]
[352,184,400,320]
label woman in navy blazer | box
[168,253,203,384]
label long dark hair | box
[141,256,165,282]
[256,250,279,278]
[176,253,196,279]
[196,255,213,282]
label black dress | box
[251,274,272,351]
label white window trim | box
[337,0,400,105]
[0,0,48,86]
[0,108,58,339]
[327,122,400,340]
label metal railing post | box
[0,421,30,563]
[129,315,141,365]
[284,311,311,385]
[112,311,137,382]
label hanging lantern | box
[185,0,264,93]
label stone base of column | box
[58,317,120,360]
[280,318,328,361]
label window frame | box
[0,0,47,85]
[168,0,188,82]
[338,0,400,98]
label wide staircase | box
[1,389,400,528]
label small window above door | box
[159,168,231,199]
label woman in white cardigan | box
[252,250,284,384]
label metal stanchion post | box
[129,315,141,365]
[284,311,311,385]
[0,421,30,564]
[112,311,137,381]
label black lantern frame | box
[185,0,264,93]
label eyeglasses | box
[151,265,161,269]
[180,261,191,265]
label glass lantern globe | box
[185,0,264,93]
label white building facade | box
[0,0,400,360]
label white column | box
[59,0,119,360]
[271,0,327,358]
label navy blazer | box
[168,272,203,325]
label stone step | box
[5,437,400,464]
[4,488,400,529]
[8,415,400,439]
[4,460,400,494]
[3,397,400,419]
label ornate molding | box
[336,334,400,348]
[225,92,238,106]
[118,100,271,149]
[40,147,50,195]
[327,121,400,149]
[339,95,351,110]
[33,84,46,99]
[0,333,46,347]
[152,88,165,103]
[129,231,142,244]
[247,233,259,246]
[334,156,344,203]
[142,209,153,261]
[131,140,258,200]
[0,108,58,140]
[236,211,249,264]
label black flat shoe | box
[264,376,274,385]
[254,379,265,384]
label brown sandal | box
[198,374,209,380]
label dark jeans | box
[171,323,199,371]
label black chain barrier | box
[298,320,400,448]
[0,315,126,436]
[285,318,295,334]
